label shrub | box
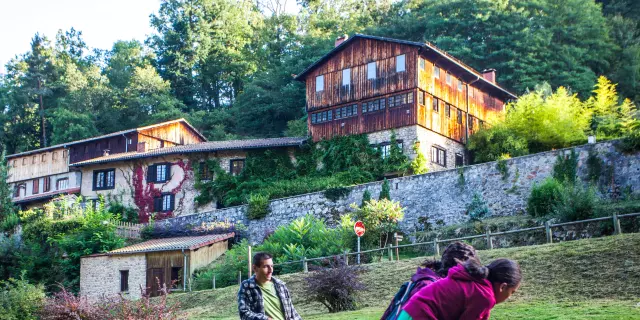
[247,193,270,220]
[496,154,510,180]
[554,184,599,222]
[107,201,139,223]
[0,276,46,320]
[350,199,404,249]
[466,193,491,222]
[361,189,372,207]
[553,150,578,184]
[379,179,391,200]
[527,178,564,217]
[196,239,250,289]
[303,264,367,312]
[0,212,19,232]
[410,142,428,174]
[323,186,351,202]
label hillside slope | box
[171,233,640,319]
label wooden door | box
[150,268,164,297]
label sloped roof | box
[6,118,207,159]
[105,233,234,255]
[69,136,308,167]
[294,34,517,101]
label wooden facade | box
[296,35,515,142]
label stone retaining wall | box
[158,141,640,244]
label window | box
[362,98,386,114]
[32,156,36,164]
[127,138,133,145]
[342,69,351,86]
[41,154,46,162]
[93,169,115,190]
[446,72,451,85]
[380,141,404,159]
[468,117,474,131]
[445,104,451,118]
[434,66,440,79]
[336,105,358,119]
[419,58,425,71]
[43,177,51,192]
[153,193,174,212]
[367,62,376,79]
[457,109,463,124]
[56,178,69,190]
[120,270,129,292]
[458,79,463,91]
[171,267,183,289]
[13,183,25,198]
[316,75,324,92]
[431,146,446,167]
[148,163,171,183]
[418,91,424,105]
[433,98,439,112]
[32,179,39,194]
[199,162,212,180]
[396,54,406,72]
[160,140,165,148]
[230,159,245,176]
[455,153,464,168]
[407,92,414,104]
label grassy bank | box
[171,233,640,319]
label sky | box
[0,0,300,74]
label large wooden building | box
[6,119,207,209]
[295,34,516,171]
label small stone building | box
[80,233,233,300]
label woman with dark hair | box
[381,242,477,320]
[398,258,522,320]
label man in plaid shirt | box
[238,252,302,320]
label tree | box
[379,179,390,200]
[0,151,16,221]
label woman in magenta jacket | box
[398,258,522,320]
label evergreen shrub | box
[527,178,564,217]
[247,193,270,220]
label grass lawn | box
[172,233,640,319]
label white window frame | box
[156,164,167,182]
[367,62,376,80]
[342,68,351,86]
[162,194,172,211]
[434,66,440,79]
[396,54,406,72]
[316,75,324,92]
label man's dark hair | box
[253,252,273,267]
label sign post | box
[354,221,365,265]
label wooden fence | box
[113,221,144,239]
[272,212,640,272]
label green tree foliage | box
[361,189,372,207]
[0,276,46,320]
[379,179,391,200]
[466,193,491,222]
[349,199,404,249]
[410,143,428,175]
[0,151,17,222]
[527,178,564,217]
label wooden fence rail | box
[272,212,640,272]
[113,220,144,239]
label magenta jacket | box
[402,265,496,320]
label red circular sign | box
[354,221,365,237]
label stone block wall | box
[80,254,146,301]
[158,141,640,244]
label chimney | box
[335,34,349,48]
[482,68,496,84]
[103,149,110,157]
[137,142,146,153]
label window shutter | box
[169,194,175,211]
[92,172,98,191]
[165,163,171,181]
[147,165,156,183]
[153,197,161,212]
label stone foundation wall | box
[80,254,146,301]
[158,140,640,244]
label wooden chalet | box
[295,34,516,169]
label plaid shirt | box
[238,275,301,320]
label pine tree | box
[361,189,372,207]
[0,151,17,220]
[379,179,391,200]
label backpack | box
[380,268,440,320]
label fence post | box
[486,228,493,250]
[343,250,349,266]
[303,257,308,273]
[213,274,216,290]
[238,271,242,285]
[613,213,622,235]
[387,244,393,261]
[248,245,252,279]
[545,221,553,244]
[434,237,440,257]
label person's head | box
[437,242,477,277]
[252,252,274,284]
[464,258,522,304]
